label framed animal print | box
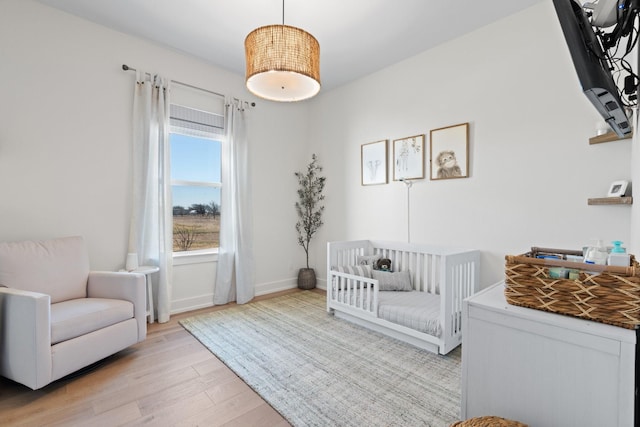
[430,122,469,180]
[393,134,424,180]
[361,140,388,185]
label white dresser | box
[461,282,637,427]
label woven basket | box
[451,416,528,427]
[505,247,640,329]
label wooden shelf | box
[589,130,632,145]
[587,132,633,205]
[587,197,633,205]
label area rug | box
[180,291,461,427]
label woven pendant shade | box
[245,24,320,102]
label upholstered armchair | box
[0,236,146,390]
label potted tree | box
[295,154,326,289]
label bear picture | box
[435,150,462,178]
[430,123,469,180]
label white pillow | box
[336,264,373,278]
[372,270,413,291]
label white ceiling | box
[36,0,545,91]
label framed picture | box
[607,180,629,197]
[430,122,469,180]
[393,134,424,180]
[361,140,388,185]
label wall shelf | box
[587,197,633,205]
[589,130,632,145]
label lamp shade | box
[245,24,320,102]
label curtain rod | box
[121,64,256,107]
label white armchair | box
[0,236,146,390]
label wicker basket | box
[505,247,640,329]
[451,416,528,427]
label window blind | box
[170,104,224,139]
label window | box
[169,103,223,253]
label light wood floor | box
[0,289,320,427]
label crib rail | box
[328,270,378,316]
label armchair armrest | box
[87,271,146,342]
[0,287,52,390]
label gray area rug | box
[180,291,461,427]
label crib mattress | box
[377,291,442,338]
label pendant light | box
[244,0,321,102]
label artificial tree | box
[294,153,326,289]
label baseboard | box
[171,293,213,315]
[170,278,303,314]
[255,278,298,296]
[257,277,327,294]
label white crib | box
[327,240,480,355]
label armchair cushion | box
[0,236,89,303]
[51,298,134,345]
[88,271,147,341]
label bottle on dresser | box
[607,240,631,267]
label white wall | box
[1,0,635,310]
[309,0,633,288]
[0,0,308,312]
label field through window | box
[173,213,220,252]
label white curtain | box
[129,71,173,323]
[214,99,255,305]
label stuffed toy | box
[376,258,392,271]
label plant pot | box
[297,268,316,290]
